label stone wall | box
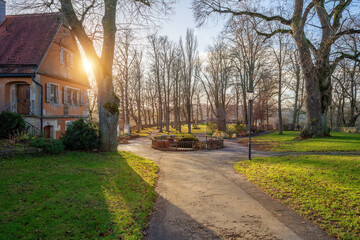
[333,127,360,133]
[0,147,42,158]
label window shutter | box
[80,91,84,105]
[60,48,64,65]
[77,91,80,105]
[57,86,61,104]
[63,87,68,104]
[46,83,51,102]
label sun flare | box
[83,58,92,72]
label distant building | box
[0,1,89,139]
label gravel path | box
[118,138,333,240]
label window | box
[64,87,80,106]
[46,83,60,104]
[65,121,73,130]
[50,84,58,103]
[60,47,74,68]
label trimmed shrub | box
[177,136,199,142]
[0,111,26,139]
[61,118,100,151]
[30,137,64,154]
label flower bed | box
[151,137,224,151]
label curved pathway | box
[118,138,333,240]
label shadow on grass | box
[0,151,219,239]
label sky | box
[4,0,226,53]
[157,0,227,53]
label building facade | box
[0,3,89,139]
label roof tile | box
[0,13,62,66]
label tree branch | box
[330,0,352,29]
[300,1,315,29]
[214,8,292,25]
[334,28,360,40]
[255,28,292,41]
[80,0,96,23]
[332,52,360,70]
[134,0,150,7]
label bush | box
[0,111,26,139]
[61,118,99,151]
[9,130,31,143]
[207,122,218,133]
[226,125,238,138]
[234,124,246,132]
[177,136,199,142]
[30,137,64,154]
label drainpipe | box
[31,74,43,134]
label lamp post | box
[205,117,208,135]
[247,89,255,160]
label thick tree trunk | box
[299,74,324,138]
[97,74,119,151]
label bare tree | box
[200,38,233,131]
[193,0,360,138]
[13,0,173,150]
[180,29,199,134]
[114,29,137,133]
[226,16,268,125]
[287,49,305,130]
[269,31,290,134]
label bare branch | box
[254,28,292,41]
[80,0,96,23]
[332,52,360,70]
[134,0,151,7]
[300,1,315,29]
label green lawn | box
[0,151,158,239]
[238,131,360,152]
[129,124,208,137]
[234,155,360,239]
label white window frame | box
[59,47,74,68]
[64,86,80,106]
[65,121,73,131]
[46,83,60,104]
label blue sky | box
[158,0,227,53]
[5,0,226,53]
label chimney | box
[0,0,5,26]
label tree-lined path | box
[118,139,333,239]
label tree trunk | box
[299,74,324,138]
[278,72,283,134]
[97,73,119,151]
[291,71,300,131]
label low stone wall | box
[334,127,360,133]
[0,147,42,158]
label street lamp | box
[205,117,208,135]
[247,89,255,160]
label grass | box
[0,151,158,239]
[234,155,360,239]
[238,131,360,152]
[125,124,208,137]
[135,124,210,138]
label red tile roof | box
[0,12,62,69]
